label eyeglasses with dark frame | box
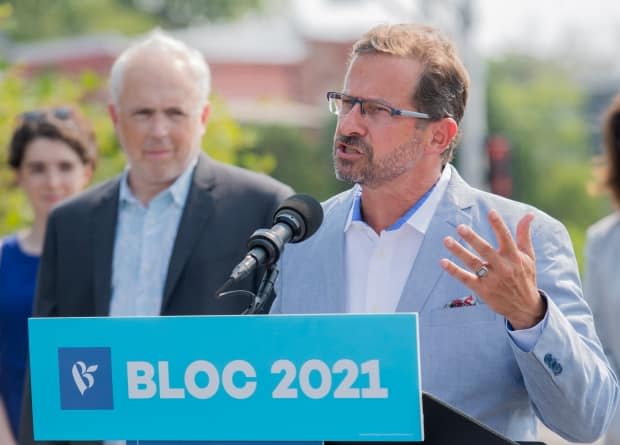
[20,107,73,124]
[326,91,431,123]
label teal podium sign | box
[29,314,422,442]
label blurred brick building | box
[5,14,357,129]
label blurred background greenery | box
[0,0,613,272]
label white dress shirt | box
[344,167,451,313]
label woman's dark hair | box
[8,105,98,170]
[601,95,620,206]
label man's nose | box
[150,113,170,137]
[45,168,62,188]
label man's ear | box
[81,164,94,188]
[428,117,458,154]
[201,103,211,124]
[107,104,118,126]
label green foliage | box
[245,120,348,200]
[0,0,268,42]
[0,0,157,41]
[486,55,610,270]
[203,98,272,172]
[0,66,272,236]
[121,0,269,27]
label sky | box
[475,0,620,58]
[292,0,620,82]
[293,0,620,59]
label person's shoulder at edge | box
[587,212,620,241]
[0,233,17,246]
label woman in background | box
[584,94,620,445]
[0,106,97,443]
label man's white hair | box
[108,29,210,106]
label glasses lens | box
[21,111,44,123]
[339,95,356,115]
[21,107,72,123]
[328,93,341,115]
[53,107,72,120]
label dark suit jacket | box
[20,154,293,445]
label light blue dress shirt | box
[108,158,197,317]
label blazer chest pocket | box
[427,302,498,326]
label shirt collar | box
[344,165,452,234]
[119,156,199,208]
[408,165,451,234]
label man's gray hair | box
[108,29,210,106]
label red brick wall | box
[18,39,355,109]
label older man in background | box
[20,30,293,445]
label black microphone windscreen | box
[275,194,323,242]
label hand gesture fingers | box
[440,210,544,330]
[516,212,535,259]
[441,237,488,289]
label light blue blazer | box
[272,166,618,443]
[585,212,620,445]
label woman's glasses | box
[21,107,73,123]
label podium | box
[28,314,544,444]
[420,392,543,445]
[327,392,544,445]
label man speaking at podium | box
[271,23,619,443]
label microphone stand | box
[216,194,323,314]
[216,265,279,315]
[243,265,279,315]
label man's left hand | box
[440,209,546,330]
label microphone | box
[227,194,323,285]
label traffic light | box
[486,135,513,198]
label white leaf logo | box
[71,361,98,395]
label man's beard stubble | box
[333,134,422,189]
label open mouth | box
[336,141,364,155]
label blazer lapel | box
[92,179,121,316]
[318,190,355,313]
[161,154,214,312]
[396,167,474,313]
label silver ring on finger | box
[475,263,490,279]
